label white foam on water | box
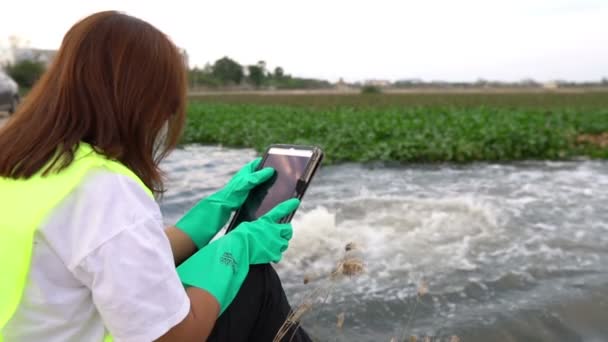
[533,222,557,231]
[279,193,503,298]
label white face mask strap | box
[154,121,169,160]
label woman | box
[0,11,311,342]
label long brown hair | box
[0,11,187,194]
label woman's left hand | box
[175,158,274,248]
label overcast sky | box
[1,0,607,82]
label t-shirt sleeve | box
[65,172,190,342]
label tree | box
[189,66,221,88]
[5,60,46,88]
[361,85,381,94]
[257,60,266,72]
[246,60,268,88]
[247,65,265,88]
[202,62,213,74]
[212,57,243,85]
[273,67,284,80]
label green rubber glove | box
[176,158,275,248]
[177,198,300,314]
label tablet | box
[226,144,323,231]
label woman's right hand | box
[176,198,300,315]
[231,198,300,264]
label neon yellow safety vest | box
[0,143,153,342]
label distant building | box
[364,79,391,87]
[394,78,424,88]
[335,77,351,90]
[543,81,559,89]
[396,78,423,84]
[0,47,12,66]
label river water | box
[160,145,608,342]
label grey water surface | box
[160,145,608,342]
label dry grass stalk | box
[577,132,608,147]
[290,302,313,322]
[336,312,345,329]
[389,338,398,342]
[331,257,365,279]
[409,336,418,342]
[273,242,365,342]
[273,301,313,342]
[399,279,430,341]
[417,281,429,297]
[302,272,327,285]
[449,336,461,342]
[341,257,365,276]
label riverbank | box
[189,90,608,108]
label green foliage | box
[5,60,46,88]
[361,85,382,94]
[18,87,31,97]
[187,58,330,89]
[189,67,222,88]
[183,98,608,164]
[247,65,265,88]
[273,67,284,80]
[211,57,244,85]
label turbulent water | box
[160,145,608,342]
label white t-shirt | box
[2,170,190,342]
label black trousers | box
[207,264,313,342]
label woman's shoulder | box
[79,170,159,212]
[40,169,163,269]
[76,169,162,223]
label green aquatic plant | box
[183,101,608,164]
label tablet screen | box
[233,147,313,225]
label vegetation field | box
[183,92,608,164]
